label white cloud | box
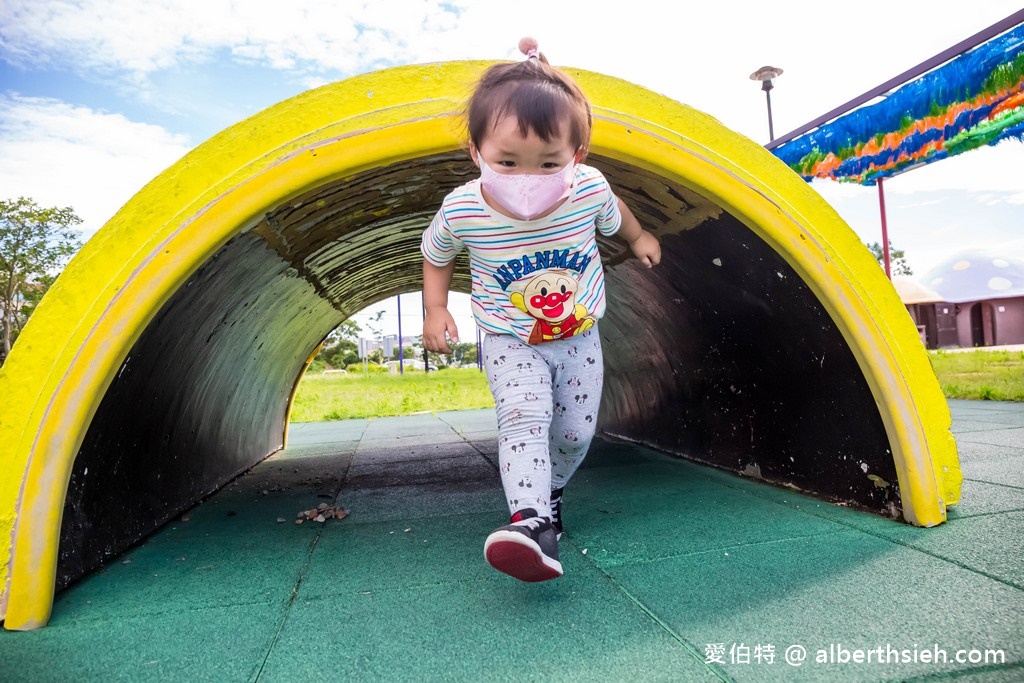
[810,176,1024,277]
[0,94,192,235]
[0,0,471,76]
[881,143,1024,196]
[4,1,1022,141]
[1,0,1020,282]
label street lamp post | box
[749,65,783,142]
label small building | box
[358,337,381,358]
[896,250,1024,349]
[382,334,399,359]
[892,277,957,348]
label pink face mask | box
[478,158,576,221]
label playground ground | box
[0,399,1021,682]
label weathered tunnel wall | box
[0,62,959,629]
[58,152,900,588]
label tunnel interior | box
[58,152,898,589]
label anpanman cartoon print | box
[509,269,595,344]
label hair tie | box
[518,37,541,60]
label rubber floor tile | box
[606,530,1024,682]
[0,602,283,683]
[334,478,503,525]
[864,510,1024,590]
[261,564,720,682]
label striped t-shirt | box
[421,164,622,345]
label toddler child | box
[421,38,660,582]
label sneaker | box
[483,508,562,582]
[550,488,564,540]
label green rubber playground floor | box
[1,399,1022,681]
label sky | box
[1,0,1021,340]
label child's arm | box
[615,198,661,268]
[422,258,460,353]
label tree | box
[426,349,451,369]
[866,241,913,277]
[390,345,416,361]
[324,318,360,344]
[423,339,479,369]
[1,197,82,362]
[319,339,359,369]
[314,319,362,369]
[364,309,386,342]
[450,341,478,366]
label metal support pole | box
[421,293,430,372]
[751,66,782,144]
[878,177,892,279]
[476,325,482,372]
[397,294,404,375]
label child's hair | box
[467,39,592,155]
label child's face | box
[472,115,580,175]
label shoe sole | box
[484,532,563,582]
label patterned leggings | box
[482,325,604,518]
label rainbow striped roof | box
[773,24,1024,185]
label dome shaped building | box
[914,250,1024,348]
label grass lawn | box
[290,368,493,422]
[291,349,1022,422]
[927,348,1024,402]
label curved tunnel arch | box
[0,61,959,629]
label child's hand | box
[615,199,661,268]
[423,307,459,353]
[628,229,661,268]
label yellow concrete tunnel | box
[0,61,960,629]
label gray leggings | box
[482,326,604,518]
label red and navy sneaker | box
[550,488,564,540]
[483,508,562,582]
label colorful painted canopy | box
[773,24,1024,185]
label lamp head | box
[750,65,783,91]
